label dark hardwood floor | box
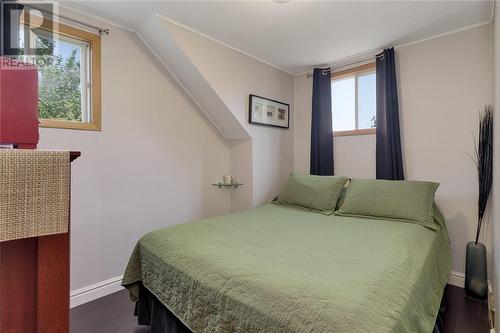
[441,285,490,333]
[70,284,489,333]
[70,290,148,333]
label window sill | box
[333,128,376,137]
[39,119,101,131]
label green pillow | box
[276,173,348,215]
[335,179,439,229]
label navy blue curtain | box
[310,68,334,175]
[376,48,404,180]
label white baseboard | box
[448,270,465,288]
[69,270,466,308]
[70,275,124,308]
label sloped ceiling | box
[64,1,492,74]
[139,14,251,140]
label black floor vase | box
[465,241,487,300]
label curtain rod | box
[22,3,110,35]
[306,52,384,78]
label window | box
[20,14,101,130]
[331,63,376,136]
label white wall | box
[333,135,376,178]
[161,19,295,207]
[38,23,231,293]
[293,74,312,174]
[398,24,492,275]
[294,24,493,277]
[230,139,253,212]
[492,2,500,327]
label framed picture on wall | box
[248,94,290,129]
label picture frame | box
[248,94,290,129]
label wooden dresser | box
[0,150,80,333]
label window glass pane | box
[20,26,86,122]
[332,76,355,131]
[358,72,376,129]
[37,35,84,122]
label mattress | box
[122,203,451,333]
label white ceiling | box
[64,1,493,75]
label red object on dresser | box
[0,56,79,333]
[0,56,39,148]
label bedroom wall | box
[492,3,500,327]
[293,23,493,280]
[37,12,232,302]
[159,18,295,207]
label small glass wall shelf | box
[212,183,244,189]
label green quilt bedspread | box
[122,204,451,333]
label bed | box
[122,179,451,333]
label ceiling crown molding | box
[55,1,136,33]
[153,12,295,76]
[296,19,492,77]
[53,3,295,76]
[55,2,493,78]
